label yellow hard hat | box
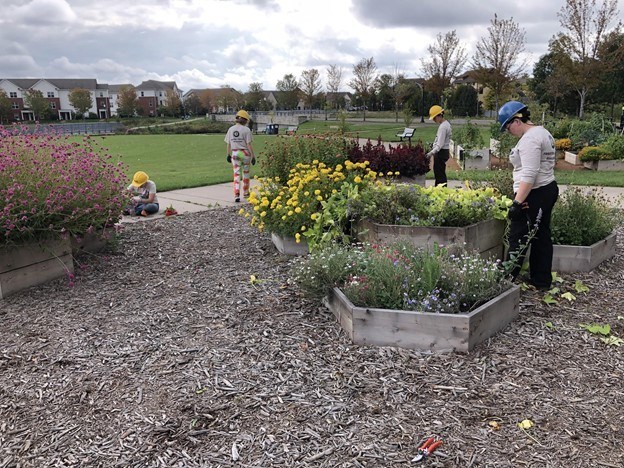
[131,171,149,187]
[236,109,251,121]
[428,105,444,121]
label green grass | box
[83,131,624,192]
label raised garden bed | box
[552,232,617,273]
[271,232,309,256]
[324,285,521,353]
[564,151,581,165]
[582,160,624,171]
[1,239,73,299]
[355,218,505,260]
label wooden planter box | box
[271,232,309,256]
[583,160,624,171]
[564,151,581,165]
[71,230,112,255]
[1,239,74,299]
[463,149,491,170]
[552,232,617,273]
[324,285,521,353]
[355,218,505,260]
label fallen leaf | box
[488,421,501,430]
[517,419,534,429]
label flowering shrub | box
[349,183,510,227]
[260,135,349,183]
[552,188,622,246]
[347,138,430,177]
[1,126,128,245]
[555,138,572,151]
[578,146,612,162]
[292,241,511,313]
[245,160,376,249]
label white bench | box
[396,127,415,142]
[286,125,298,135]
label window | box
[47,92,55,98]
[50,102,56,109]
[99,92,104,97]
[9,92,17,98]
[149,101,153,107]
[140,91,144,97]
[159,92,163,97]
[11,102,19,109]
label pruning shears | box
[412,437,443,463]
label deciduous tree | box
[349,57,377,121]
[422,30,468,98]
[276,74,300,110]
[24,89,50,121]
[69,88,93,119]
[300,69,322,109]
[0,90,11,124]
[471,15,527,112]
[552,0,620,118]
[326,64,344,109]
[244,82,268,111]
[117,85,138,117]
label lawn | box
[86,129,624,192]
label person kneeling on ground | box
[125,171,159,217]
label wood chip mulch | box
[1,209,623,467]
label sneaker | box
[234,197,240,203]
[243,193,250,198]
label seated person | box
[125,171,159,216]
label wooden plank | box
[0,254,73,299]
[325,289,354,340]
[552,232,617,272]
[0,239,72,272]
[467,286,521,349]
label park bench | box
[286,125,298,135]
[396,127,415,142]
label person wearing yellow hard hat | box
[124,171,159,216]
[426,105,452,186]
[224,109,256,202]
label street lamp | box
[414,81,425,123]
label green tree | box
[349,57,377,121]
[472,14,527,112]
[551,0,620,118]
[374,73,395,111]
[164,89,181,117]
[422,30,468,99]
[0,90,11,124]
[529,53,576,117]
[276,74,300,110]
[244,82,268,111]
[24,89,50,121]
[117,86,138,117]
[68,88,93,119]
[594,30,624,120]
[184,93,202,116]
[447,85,480,117]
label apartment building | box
[0,78,182,121]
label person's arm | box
[428,126,444,155]
[515,135,541,203]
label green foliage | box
[489,123,518,160]
[578,146,612,162]
[349,184,510,227]
[551,188,622,246]
[602,134,624,160]
[473,169,515,199]
[454,120,485,155]
[566,114,613,151]
[292,241,512,313]
[447,85,480,117]
[259,135,348,183]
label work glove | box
[251,157,256,165]
[507,200,529,221]
[426,151,433,158]
[226,154,232,163]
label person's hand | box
[226,154,232,163]
[426,151,433,158]
[251,157,256,165]
[508,200,529,221]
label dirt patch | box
[1,209,623,467]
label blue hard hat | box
[498,101,527,131]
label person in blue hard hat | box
[498,101,558,290]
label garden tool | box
[412,436,443,463]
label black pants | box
[434,149,449,186]
[507,181,559,287]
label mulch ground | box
[1,209,622,467]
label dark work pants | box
[507,181,559,288]
[434,149,450,186]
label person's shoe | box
[234,197,240,203]
[243,193,250,198]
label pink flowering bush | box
[1,125,128,246]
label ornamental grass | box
[0,125,128,246]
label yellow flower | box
[311,213,318,220]
[354,176,362,183]
[314,189,321,195]
[295,233,301,243]
[295,207,302,213]
[300,225,306,231]
[288,210,294,216]
[260,211,267,217]
[316,195,323,201]
[238,208,245,215]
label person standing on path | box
[498,100,559,290]
[224,110,256,203]
[426,105,452,186]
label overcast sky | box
[1,0,622,93]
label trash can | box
[272,124,279,135]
